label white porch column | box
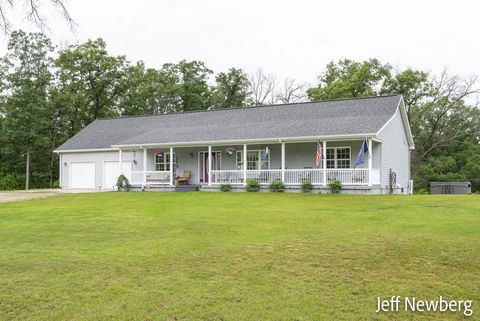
[142,148,147,187]
[169,146,174,186]
[368,138,373,186]
[281,142,285,182]
[118,149,123,175]
[323,141,327,186]
[208,145,212,186]
[243,144,247,186]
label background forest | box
[1,31,479,192]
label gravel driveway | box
[0,189,100,203]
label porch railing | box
[130,171,171,185]
[284,169,324,185]
[210,168,380,185]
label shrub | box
[219,183,231,192]
[269,179,285,192]
[415,187,429,195]
[246,178,260,192]
[0,174,18,190]
[301,180,313,193]
[52,180,60,188]
[328,179,342,194]
[116,174,131,191]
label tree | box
[275,78,308,104]
[160,60,213,112]
[212,68,250,108]
[54,38,128,134]
[0,0,75,34]
[382,68,433,119]
[307,59,480,191]
[407,70,480,185]
[248,68,277,106]
[307,58,392,101]
[0,30,54,189]
[117,62,164,116]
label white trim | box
[368,139,372,187]
[59,154,63,188]
[118,149,122,175]
[68,161,96,189]
[54,147,119,153]
[110,133,378,149]
[376,96,414,149]
[322,141,327,186]
[142,148,147,187]
[103,160,131,189]
[198,150,222,184]
[169,147,174,186]
[243,144,247,186]
[326,146,352,169]
[281,142,285,182]
[376,99,400,135]
[208,145,212,186]
[235,149,270,170]
[154,151,176,171]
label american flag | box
[316,140,323,167]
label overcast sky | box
[2,0,479,85]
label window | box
[155,152,176,171]
[326,147,351,169]
[236,150,270,170]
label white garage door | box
[104,161,131,189]
[70,162,95,189]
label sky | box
[1,0,479,86]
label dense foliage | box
[301,180,313,193]
[0,32,478,192]
[116,174,131,192]
[328,180,342,194]
[309,59,480,192]
[268,180,285,192]
[246,179,260,192]
[219,183,232,192]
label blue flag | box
[354,139,369,167]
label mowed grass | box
[0,193,479,321]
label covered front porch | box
[118,138,381,189]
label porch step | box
[174,185,200,192]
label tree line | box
[0,31,479,192]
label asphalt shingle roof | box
[56,95,401,151]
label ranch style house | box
[54,95,414,194]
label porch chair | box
[177,170,191,185]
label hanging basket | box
[225,147,236,155]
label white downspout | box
[208,145,212,186]
[323,141,327,187]
[118,149,122,175]
[368,138,373,187]
[143,148,147,187]
[243,144,247,186]
[281,142,285,182]
[169,147,174,186]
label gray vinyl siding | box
[378,108,410,189]
[60,140,382,187]
[60,151,141,189]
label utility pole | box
[25,149,30,190]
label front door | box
[199,151,221,183]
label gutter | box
[54,133,380,153]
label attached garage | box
[103,161,131,190]
[70,162,95,189]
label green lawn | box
[0,193,479,321]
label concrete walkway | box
[0,188,101,203]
